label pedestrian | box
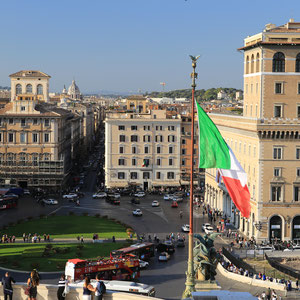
[23,233,26,242]
[296,279,299,290]
[57,274,68,300]
[77,236,80,242]
[112,236,115,243]
[1,272,15,300]
[47,234,50,242]
[27,270,39,300]
[94,273,106,300]
[81,236,84,243]
[43,234,46,242]
[38,235,41,243]
[266,287,271,300]
[83,276,96,300]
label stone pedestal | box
[194,280,221,292]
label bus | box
[0,198,18,210]
[111,242,155,260]
[65,256,140,282]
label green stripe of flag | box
[196,101,231,169]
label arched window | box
[245,56,249,74]
[296,53,300,72]
[16,84,22,95]
[26,84,33,93]
[272,52,285,72]
[37,84,43,95]
[256,53,260,72]
[250,54,254,73]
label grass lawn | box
[2,215,134,239]
[0,242,129,272]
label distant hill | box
[147,87,242,101]
[0,86,10,90]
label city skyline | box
[0,0,300,93]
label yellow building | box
[205,19,300,242]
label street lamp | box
[182,55,200,299]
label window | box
[157,146,161,154]
[9,118,14,125]
[275,82,283,94]
[256,53,260,72]
[143,159,150,167]
[21,106,26,111]
[245,56,249,74]
[8,133,14,143]
[32,153,38,166]
[273,147,282,159]
[143,172,150,179]
[297,168,300,177]
[245,84,248,94]
[131,125,138,130]
[156,158,161,166]
[44,133,49,143]
[0,132,2,142]
[130,172,138,180]
[182,149,186,155]
[44,119,50,127]
[296,148,300,159]
[118,125,125,130]
[155,135,163,142]
[33,119,38,125]
[32,133,38,143]
[155,126,163,130]
[119,146,124,154]
[118,172,125,179]
[169,158,173,166]
[143,135,151,142]
[296,53,300,72]
[182,159,186,166]
[274,168,281,177]
[132,146,136,154]
[26,84,32,93]
[271,186,282,201]
[156,172,161,179]
[131,135,138,142]
[168,125,175,131]
[20,132,26,143]
[21,119,26,127]
[144,146,149,154]
[132,158,136,166]
[273,52,285,72]
[169,146,173,154]
[168,135,175,142]
[167,172,175,179]
[253,146,256,157]
[298,105,300,118]
[37,84,43,95]
[274,105,282,118]
[143,125,150,130]
[182,139,186,145]
[16,84,22,95]
[118,158,125,166]
[120,135,125,142]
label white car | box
[132,209,143,216]
[93,192,107,199]
[113,193,121,199]
[172,196,183,203]
[181,224,190,232]
[202,223,211,232]
[204,226,214,235]
[163,194,173,201]
[62,193,78,199]
[43,199,58,205]
[139,260,149,268]
[158,252,170,262]
[134,191,146,197]
[152,200,160,207]
[23,189,30,195]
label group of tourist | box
[1,235,16,243]
[22,233,51,243]
[1,270,106,300]
[257,288,279,300]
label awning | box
[152,181,180,187]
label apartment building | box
[105,100,181,190]
[205,19,300,242]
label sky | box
[0,0,300,94]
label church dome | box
[67,80,81,99]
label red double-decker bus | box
[110,242,155,260]
[65,256,140,282]
[0,198,18,210]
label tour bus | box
[69,280,156,297]
[65,256,140,282]
[0,198,17,210]
[110,242,155,260]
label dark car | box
[156,241,175,254]
[131,198,140,204]
[177,238,185,247]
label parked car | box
[158,252,170,262]
[177,238,185,247]
[62,193,78,200]
[181,224,190,233]
[152,200,160,207]
[171,201,178,208]
[202,223,211,232]
[134,191,146,197]
[139,260,149,269]
[204,226,214,235]
[163,194,173,201]
[93,192,107,199]
[42,199,58,205]
[132,209,143,216]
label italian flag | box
[196,102,250,218]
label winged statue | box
[189,55,200,62]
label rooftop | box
[9,70,51,78]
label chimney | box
[265,23,276,31]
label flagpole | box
[182,56,199,299]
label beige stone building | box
[105,99,181,190]
[205,19,300,242]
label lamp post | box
[182,55,200,299]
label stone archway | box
[292,216,300,242]
[269,215,282,242]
